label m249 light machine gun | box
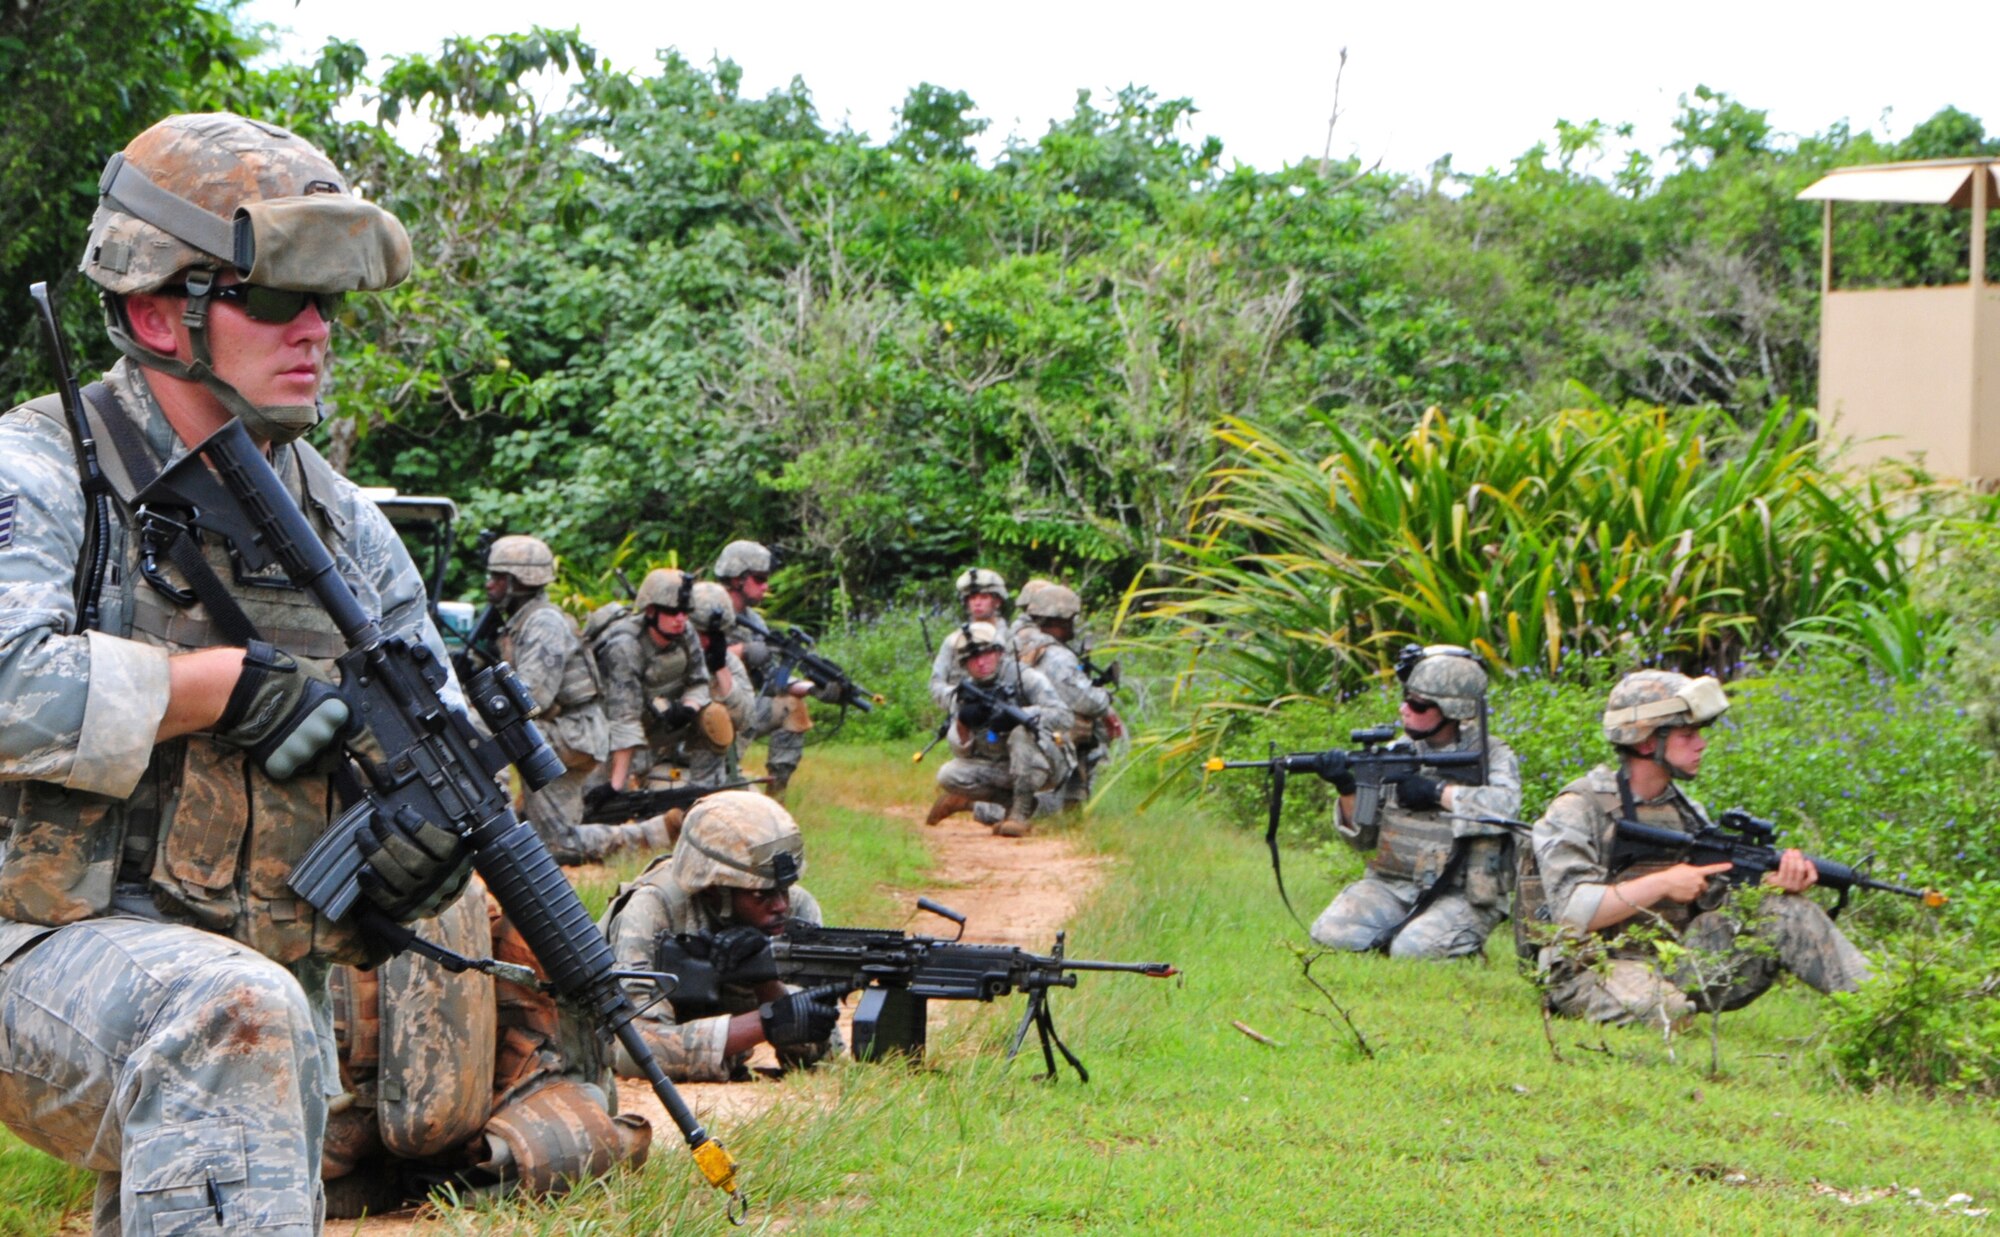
[126,416,750,1221]
[1205,725,1488,926]
[657,898,1177,1082]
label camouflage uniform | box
[493,555,610,863]
[600,794,840,1081]
[1527,671,1871,1026]
[933,623,1074,835]
[1310,647,1522,959]
[590,569,729,789]
[692,582,753,772]
[929,567,1015,710]
[0,114,436,1235]
[713,543,832,796]
[322,880,648,1216]
[1015,586,1117,810]
[1531,766,1871,1025]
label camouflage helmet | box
[82,112,410,296]
[635,568,695,613]
[688,581,734,633]
[670,791,806,894]
[712,540,772,581]
[486,535,555,588]
[955,620,1007,662]
[1026,583,1082,624]
[1399,644,1488,722]
[1016,578,1056,612]
[955,567,1007,601]
[1601,670,1730,747]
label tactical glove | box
[1313,749,1357,794]
[582,782,616,813]
[759,983,845,1048]
[651,698,699,731]
[955,688,995,728]
[212,639,351,779]
[708,924,780,987]
[356,803,474,922]
[1397,773,1445,812]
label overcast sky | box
[241,0,1996,180]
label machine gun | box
[658,898,1176,1082]
[450,528,504,684]
[580,777,768,825]
[736,610,882,718]
[128,417,748,1220]
[1204,724,1488,928]
[1610,808,1947,918]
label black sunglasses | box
[1403,696,1441,713]
[170,282,344,325]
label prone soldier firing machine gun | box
[1205,724,1488,927]
[654,899,1177,1082]
[121,414,751,1220]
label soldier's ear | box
[122,291,185,357]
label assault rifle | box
[1205,724,1488,927]
[736,610,882,716]
[658,898,1177,1081]
[129,418,748,1219]
[451,528,504,684]
[580,777,768,825]
[912,678,1042,763]
[1610,809,1947,917]
[1077,637,1122,691]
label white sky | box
[241,0,1997,180]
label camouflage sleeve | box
[339,486,462,710]
[677,627,712,708]
[720,650,754,732]
[1020,667,1075,734]
[929,635,960,711]
[507,607,575,714]
[0,406,171,797]
[596,628,645,752]
[1451,738,1522,825]
[604,879,734,1082]
[1532,791,1612,931]
[1036,645,1110,719]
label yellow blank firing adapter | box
[1203,757,1225,772]
[1922,889,1949,909]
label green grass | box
[8,743,1994,1233]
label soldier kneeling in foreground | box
[1525,670,1871,1025]
[600,792,843,1081]
[925,621,1074,837]
[323,880,650,1217]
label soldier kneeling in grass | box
[1522,670,1871,1025]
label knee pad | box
[480,1079,652,1197]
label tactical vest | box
[1015,626,1054,669]
[1366,740,1488,888]
[1512,769,1709,960]
[0,381,371,964]
[500,596,607,767]
[636,624,700,746]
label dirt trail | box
[349,804,1105,1233]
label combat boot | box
[925,791,973,826]
[997,789,1037,837]
[995,815,1034,837]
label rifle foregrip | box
[466,811,625,1019]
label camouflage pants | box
[738,695,806,789]
[937,727,1066,819]
[523,763,593,864]
[0,917,326,1236]
[1544,894,1873,1026]
[1310,873,1505,960]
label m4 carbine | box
[580,777,768,825]
[1204,725,1489,927]
[734,609,882,715]
[1611,809,1947,917]
[659,898,1176,1082]
[131,418,748,1220]
[953,679,1041,740]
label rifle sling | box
[81,382,262,646]
[1368,842,1471,955]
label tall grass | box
[1124,401,1936,764]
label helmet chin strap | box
[105,272,322,445]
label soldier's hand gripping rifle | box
[130,418,749,1221]
[735,609,882,722]
[657,898,1177,1082]
[1611,809,1947,917]
[580,777,769,825]
[1204,725,1487,927]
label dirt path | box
[348,803,1106,1233]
